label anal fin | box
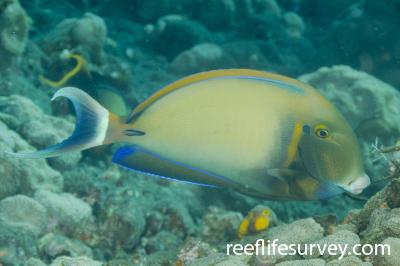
[112,145,236,188]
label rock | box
[40,14,135,92]
[24,257,47,266]
[156,200,196,237]
[177,238,216,265]
[299,65,400,177]
[307,230,360,260]
[133,0,194,22]
[361,208,400,243]
[0,143,63,198]
[214,255,250,266]
[144,210,164,237]
[0,65,51,111]
[0,120,63,200]
[0,220,39,265]
[267,218,324,244]
[254,0,282,16]
[144,15,211,59]
[276,259,326,266]
[242,12,283,40]
[50,256,102,266]
[327,255,372,266]
[0,121,27,197]
[103,199,146,250]
[182,253,229,266]
[141,231,182,254]
[71,13,107,62]
[195,0,282,30]
[200,206,243,244]
[283,12,305,38]
[170,43,226,74]
[34,190,93,234]
[0,0,29,67]
[0,195,47,237]
[372,237,400,266]
[188,253,250,266]
[194,0,237,30]
[382,209,400,238]
[0,95,72,146]
[331,223,358,234]
[342,177,400,233]
[42,13,107,64]
[254,218,323,264]
[0,94,82,172]
[300,65,400,143]
[39,233,93,260]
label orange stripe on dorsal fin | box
[127,69,312,122]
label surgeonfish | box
[10,69,371,200]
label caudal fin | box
[10,87,116,158]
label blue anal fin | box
[112,145,234,188]
[314,181,346,199]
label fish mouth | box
[298,147,370,195]
[342,174,371,195]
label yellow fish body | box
[11,69,370,200]
[238,209,271,239]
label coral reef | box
[1,0,400,265]
[0,94,81,171]
[50,256,102,266]
[34,190,93,235]
[0,120,63,199]
[306,230,360,260]
[38,233,93,260]
[170,43,226,74]
[0,0,29,68]
[200,206,243,244]
[0,195,47,237]
[144,15,211,59]
[373,237,400,266]
[42,13,107,64]
[276,259,326,266]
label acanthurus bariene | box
[11,69,371,200]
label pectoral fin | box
[112,145,237,188]
[240,168,345,200]
[289,174,345,200]
[237,168,292,200]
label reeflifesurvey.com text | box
[226,239,390,260]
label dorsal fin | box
[127,69,311,122]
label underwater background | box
[1,0,400,265]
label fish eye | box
[314,125,330,139]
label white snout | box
[343,174,371,195]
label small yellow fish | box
[11,69,370,200]
[238,209,271,239]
